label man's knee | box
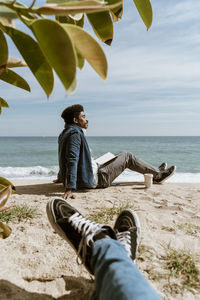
[120,152,136,160]
[117,151,131,158]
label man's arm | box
[64,131,81,197]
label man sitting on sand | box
[58,104,176,199]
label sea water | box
[0,136,200,182]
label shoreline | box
[0,181,200,299]
[11,178,200,186]
[6,174,200,185]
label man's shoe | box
[46,197,116,274]
[153,166,176,184]
[158,162,167,172]
[114,209,141,262]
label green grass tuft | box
[88,202,138,224]
[0,204,39,223]
[162,248,200,294]
[177,222,200,236]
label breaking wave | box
[1,166,200,183]
[0,166,59,179]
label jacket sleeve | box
[65,131,81,190]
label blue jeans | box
[91,238,162,300]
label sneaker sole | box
[114,209,141,258]
[157,166,176,184]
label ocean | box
[0,136,200,182]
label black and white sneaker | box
[158,162,167,172]
[114,209,141,262]
[153,165,176,184]
[46,197,116,274]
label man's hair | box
[61,104,84,124]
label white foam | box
[1,166,200,183]
[114,170,200,183]
[0,166,58,180]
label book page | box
[95,152,116,165]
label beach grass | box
[88,202,139,224]
[161,225,176,233]
[177,222,200,236]
[138,244,200,295]
[162,248,200,294]
[138,243,154,258]
[0,204,39,223]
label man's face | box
[74,111,88,129]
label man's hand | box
[64,189,76,200]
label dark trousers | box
[98,152,159,188]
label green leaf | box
[56,14,84,27]
[69,13,83,21]
[0,17,15,27]
[47,0,74,3]
[87,11,113,45]
[0,185,11,208]
[68,76,77,94]
[0,1,35,20]
[76,48,85,69]
[0,97,8,114]
[0,29,8,67]
[0,177,15,191]
[0,97,9,107]
[0,5,17,19]
[0,184,6,191]
[38,0,121,15]
[31,19,76,92]
[0,221,12,239]
[111,4,123,22]
[133,0,153,30]
[5,26,54,97]
[76,14,84,27]
[7,57,27,68]
[0,69,30,91]
[56,15,73,25]
[63,24,107,79]
[47,0,103,4]
[106,0,123,22]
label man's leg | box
[46,198,162,300]
[98,152,160,187]
[91,238,162,300]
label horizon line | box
[0,135,200,138]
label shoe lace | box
[116,231,132,258]
[68,212,104,266]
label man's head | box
[61,104,88,129]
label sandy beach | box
[0,180,200,300]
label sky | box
[1,0,200,136]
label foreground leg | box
[46,197,116,274]
[47,198,162,300]
[91,239,162,300]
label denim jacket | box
[58,124,94,190]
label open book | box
[95,152,117,166]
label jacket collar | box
[64,123,83,133]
